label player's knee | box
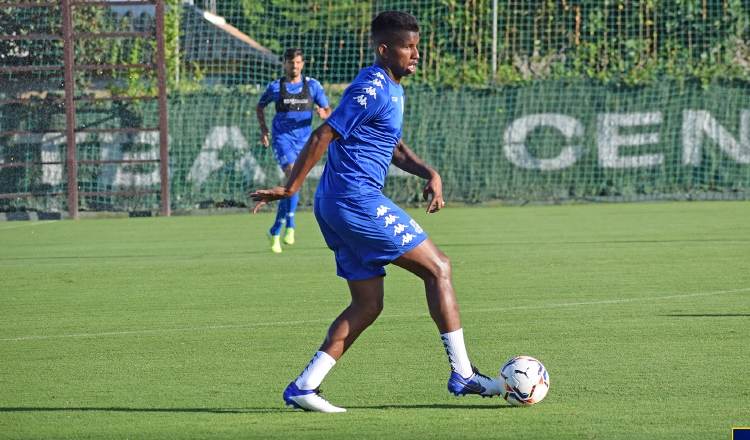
[432,251,452,280]
[356,299,383,322]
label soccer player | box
[256,48,332,253]
[250,11,501,412]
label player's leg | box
[284,193,298,244]
[266,143,293,253]
[283,275,384,412]
[267,200,287,253]
[318,276,384,359]
[284,198,388,412]
[392,238,459,333]
[281,163,297,245]
[392,239,501,398]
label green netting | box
[2,1,750,213]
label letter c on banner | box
[503,114,584,170]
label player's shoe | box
[282,228,295,245]
[267,231,282,253]
[282,382,346,413]
[447,365,502,398]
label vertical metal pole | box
[61,0,78,219]
[155,0,170,217]
[492,0,498,84]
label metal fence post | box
[155,0,170,217]
[61,0,78,219]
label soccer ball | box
[499,355,550,407]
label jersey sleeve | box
[257,82,277,107]
[309,79,330,108]
[326,83,387,140]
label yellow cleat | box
[267,231,282,253]
[282,228,295,245]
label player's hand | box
[260,131,271,147]
[315,105,328,120]
[423,172,445,214]
[250,186,291,213]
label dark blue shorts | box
[314,195,428,280]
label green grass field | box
[1,201,749,439]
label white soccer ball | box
[499,355,550,406]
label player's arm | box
[316,105,332,120]
[250,122,341,213]
[391,139,445,213]
[256,105,271,147]
[313,81,333,120]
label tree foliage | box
[2,0,749,92]
[229,0,749,88]
[1,0,192,97]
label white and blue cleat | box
[447,366,502,398]
[283,382,346,413]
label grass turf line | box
[1,201,749,439]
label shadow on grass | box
[662,314,750,317]
[0,407,284,414]
[0,250,272,261]
[441,239,750,247]
[0,403,514,413]
[345,403,516,410]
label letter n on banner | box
[682,110,750,165]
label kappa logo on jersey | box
[371,79,383,89]
[354,94,368,108]
[401,233,416,246]
[363,86,377,98]
[384,214,399,227]
[409,219,423,234]
[375,71,385,81]
[375,205,390,218]
[391,97,398,102]
[393,223,408,235]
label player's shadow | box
[661,314,750,317]
[443,239,750,247]
[346,403,518,410]
[0,404,516,413]
[0,250,268,262]
[0,407,284,414]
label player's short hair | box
[283,48,303,62]
[370,11,419,46]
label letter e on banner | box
[597,112,663,168]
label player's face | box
[284,55,304,81]
[380,31,420,82]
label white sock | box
[440,328,473,378]
[294,351,336,391]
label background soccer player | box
[256,48,332,253]
[251,11,501,412]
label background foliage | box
[3,0,749,91]
[219,0,750,88]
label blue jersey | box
[316,63,405,199]
[257,77,330,149]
